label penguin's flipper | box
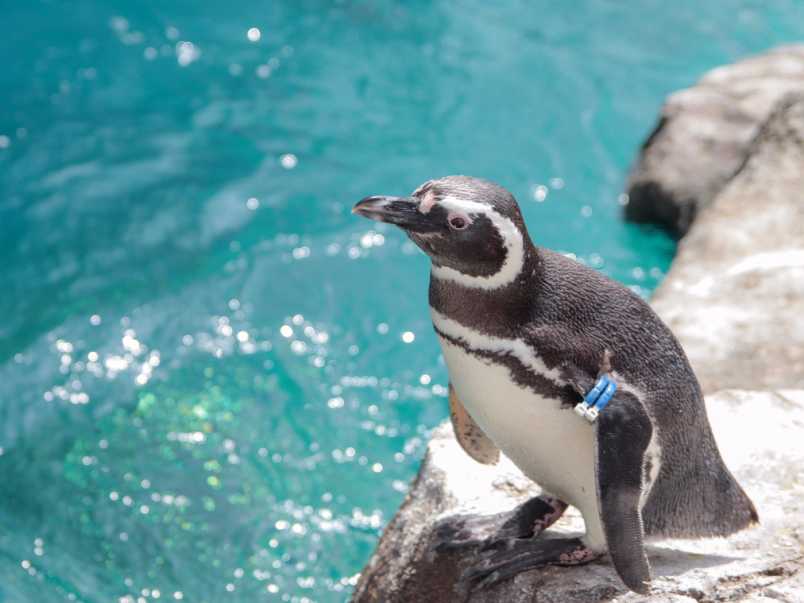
[449,384,500,465]
[595,391,653,595]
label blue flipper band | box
[592,380,617,412]
[575,374,617,423]
[583,375,610,406]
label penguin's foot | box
[461,536,601,591]
[432,495,567,553]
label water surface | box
[2,1,803,601]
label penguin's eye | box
[448,215,468,230]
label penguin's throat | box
[428,249,541,334]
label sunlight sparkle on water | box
[280,154,298,169]
[176,41,200,66]
[532,184,548,202]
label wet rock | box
[625,45,804,237]
[352,391,804,603]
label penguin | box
[353,175,758,595]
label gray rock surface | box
[353,391,804,603]
[652,96,804,393]
[625,45,804,237]
[352,58,804,603]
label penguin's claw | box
[461,537,600,591]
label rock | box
[652,96,804,393]
[625,45,804,237]
[352,390,804,603]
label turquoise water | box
[2,1,803,601]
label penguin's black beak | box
[352,196,436,232]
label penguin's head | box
[353,176,530,289]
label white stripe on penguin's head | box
[430,195,525,290]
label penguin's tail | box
[642,441,758,539]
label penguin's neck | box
[428,243,543,336]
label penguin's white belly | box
[439,337,605,548]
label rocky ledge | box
[650,95,804,394]
[625,44,804,238]
[352,48,804,603]
[354,392,804,603]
